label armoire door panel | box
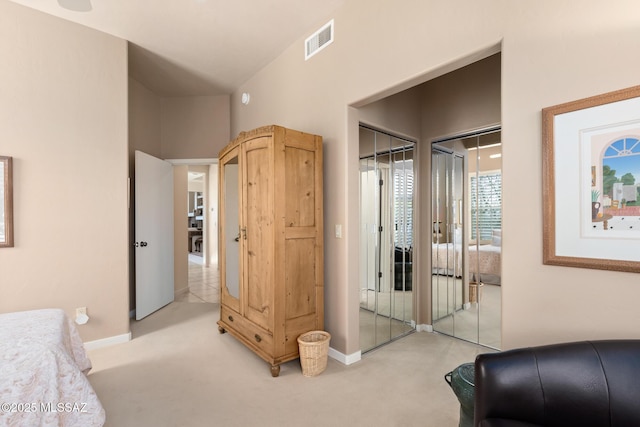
[244,142,273,331]
[285,238,317,319]
[285,146,316,227]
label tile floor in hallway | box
[176,253,220,303]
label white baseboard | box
[328,347,361,365]
[416,324,433,332]
[84,332,131,351]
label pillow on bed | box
[491,229,502,246]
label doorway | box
[359,125,415,352]
[173,161,220,304]
[187,170,205,261]
[431,128,502,349]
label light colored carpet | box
[87,302,488,427]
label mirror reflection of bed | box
[431,230,501,286]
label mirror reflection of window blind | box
[393,159,413,248]
[470,172,502,241]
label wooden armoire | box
[217,125,324,377]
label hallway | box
[176,254,220,303]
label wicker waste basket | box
[297,331,331,377]
[445,362,475,427]
[469,282,484,303]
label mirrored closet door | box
[359,126,415,352]
[431,128,502,349]
[431,148,465,338]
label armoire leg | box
[270,365,281,377]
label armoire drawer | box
[220,305,274,354]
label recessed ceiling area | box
[188,171,205,183]
[8,0,346,96]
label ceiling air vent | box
[305,19,334,61]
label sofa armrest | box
[474,349,546,426]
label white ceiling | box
[8,0,346,96]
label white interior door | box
[135,150,174,320]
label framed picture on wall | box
[542,85,640,273]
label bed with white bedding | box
[0,308,105,427]
[468,243,501,285]
[432,229,502,285]
[431,242,464,277]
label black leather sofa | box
[474,340,640,427]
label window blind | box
[393,159,413,248]
[470,172,502,241]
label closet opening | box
[351,50,501,357]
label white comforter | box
[0,309,105,427]
[432,243,502,284]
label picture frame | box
[542,85,640,273]
[0,156,13,248]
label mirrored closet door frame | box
[431,126,502,349]
[359,125,415,353]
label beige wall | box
[128,82,230,160]
[420,55,502,141]
[160,96,230,159]
[231,0,640,356]
[501,1,640,348]
[129,78,162,159]
[0,2,129,341]
[358,90,422,139]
